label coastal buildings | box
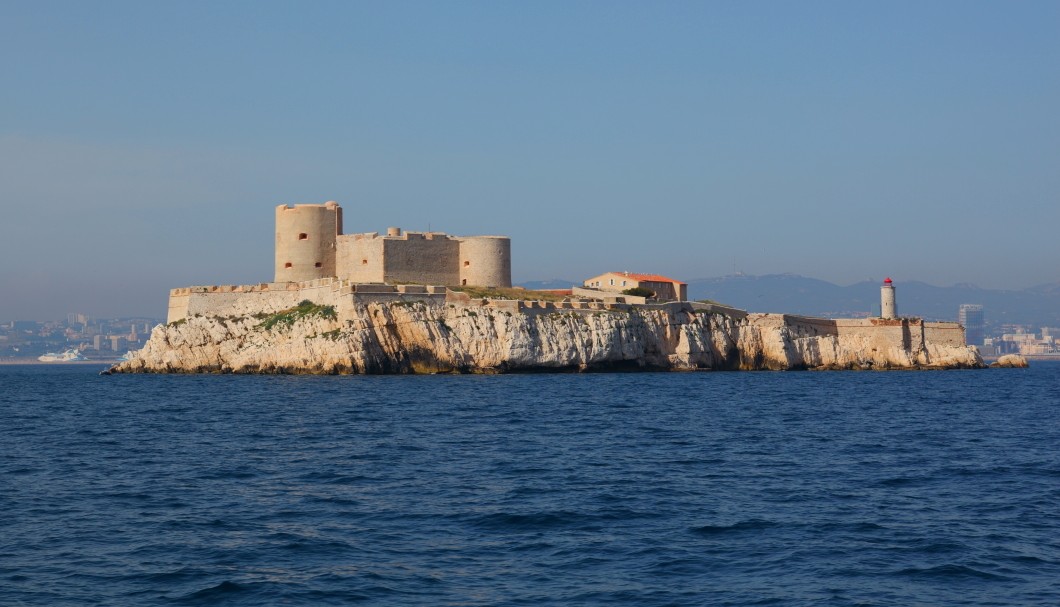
[0,315,160,361]
[582,271,688,302]
[995,328,1060,356]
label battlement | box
[350,231,457,241]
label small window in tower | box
[298,233,308,240]
[464,260,470,267]
[462,279,467,286]
[362,259,368,265]
[284,262,293,268]
[314,262,322,268]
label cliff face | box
[112,302,984,374]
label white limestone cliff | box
[111,302,984,374]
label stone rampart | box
[571,286,645,304]
[924,322,965,348]
[166,279,447,323]
[780,315,967,356]
[688,301,749,320]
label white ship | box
[37,348,87,362]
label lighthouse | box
[880,277,897,319]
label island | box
[110,201,984,374]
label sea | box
[2,364,1059,606]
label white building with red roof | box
[583,271,688,302]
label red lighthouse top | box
[883,277,893,285]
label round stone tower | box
[457,236,512,287]
[274,201,342,282]
[880,277,897,319]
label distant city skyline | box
[2,1,1059,320]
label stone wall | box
[166,279,447,323]
[924,322,965,347]
[336,234,387,283]
[571,287,646,304]
[781,316,969,356]
[384,233,461,285]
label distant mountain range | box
[518,275,1060,329]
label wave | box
[690,519,781,535]
[892,563,1013,581]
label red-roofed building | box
[583,271,687,302]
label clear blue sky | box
[2,1,1058,320]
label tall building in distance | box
[959,304,985,345]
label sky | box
[2,1,1058,320]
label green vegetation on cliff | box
[256,300,337,331]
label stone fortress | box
[152,200,978,372]
[274,201,511,287]
[167,201,512,324]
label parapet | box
[276,200,340,211]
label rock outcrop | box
[111,301,984,374]
[990,354,1029,368]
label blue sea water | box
[2,364,1059,606]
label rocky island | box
[110,201,984,374]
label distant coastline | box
[0,358,122,366]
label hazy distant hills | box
[518,275,1060,328]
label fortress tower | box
[880,277,897,319]
[457,236,511,287]
[274,201,342,282]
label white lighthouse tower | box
[880,277,897,319]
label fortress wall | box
[167,291,191,324]
[166,280,453,323]
[836,318,912,353]
[383,234,461,285]
[353,292,447,306]
[688,302,749,320]
[780,316,968,352]
[336,235,386,283]
[167,280,353,323]
[175,289,309,322]
[924,322,965,347]
[275,203,341,282]
[783,315,841,338]
[782,316,967,353]
[458,237,511,287]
